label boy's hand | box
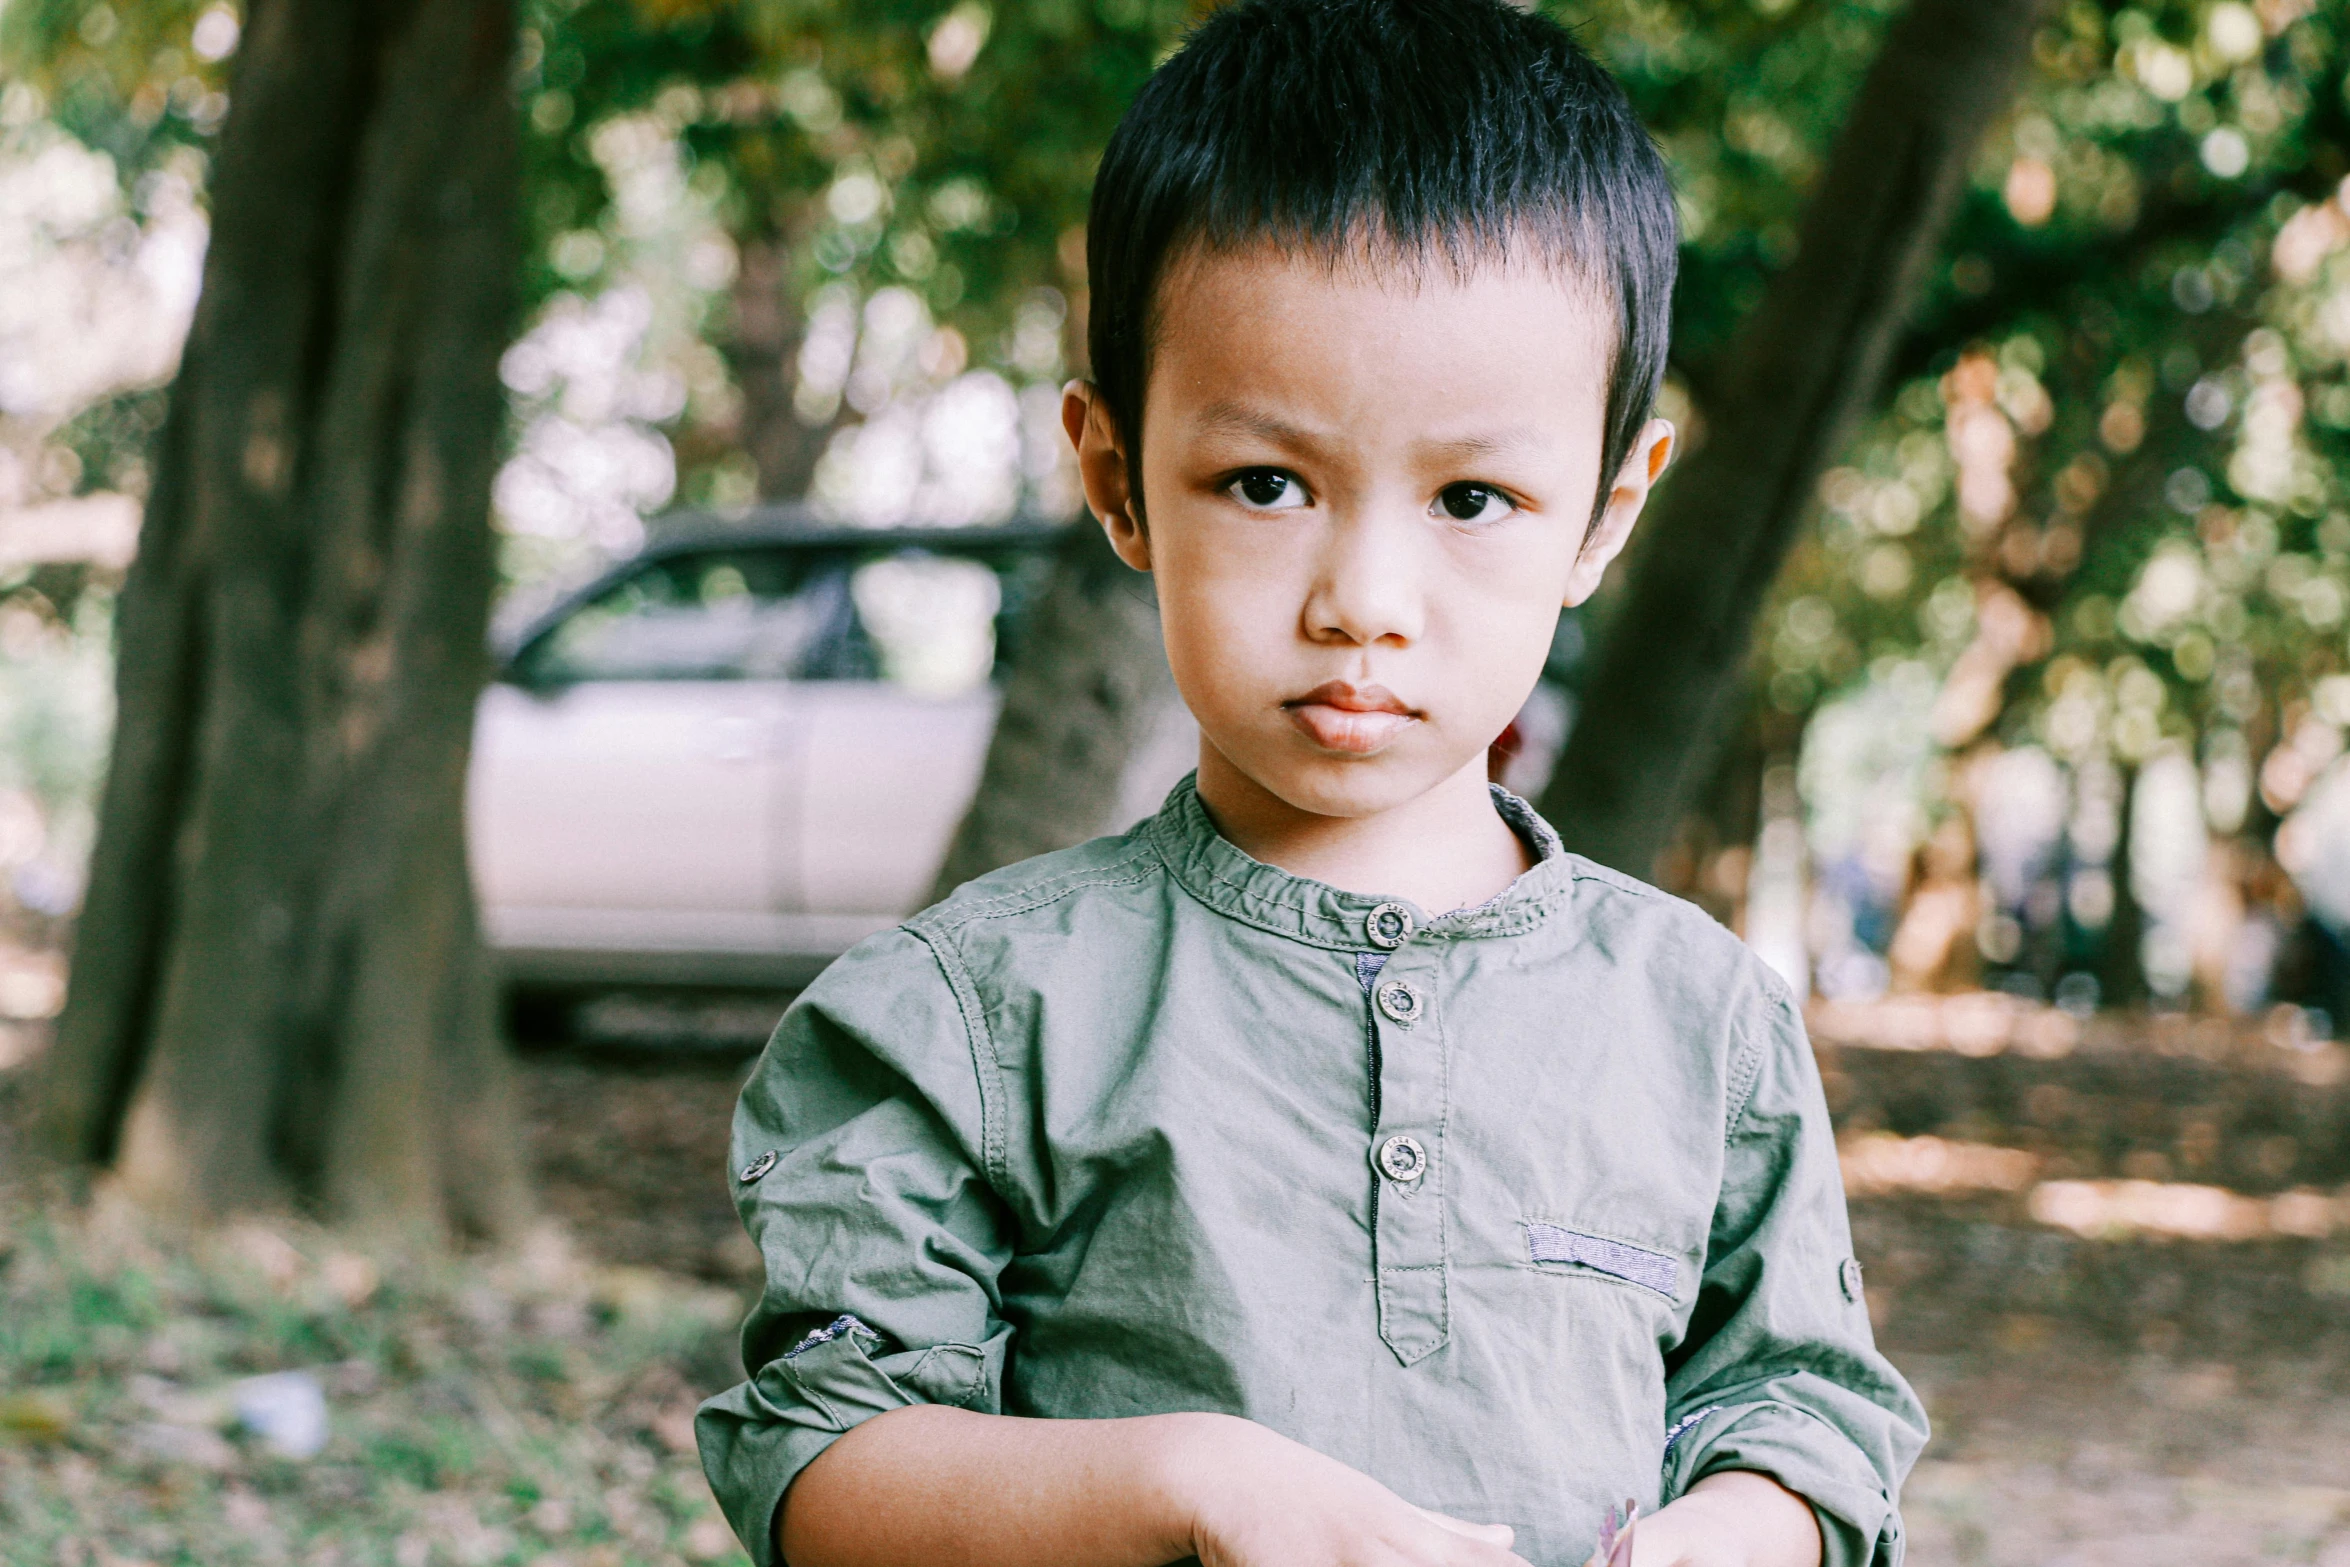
[1626,1471,1822,1567]
[1172,1415,1531,1567]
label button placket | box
[1364,948,1449,1365]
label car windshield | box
[514,541,1049,693]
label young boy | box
[697,1,1928,1562]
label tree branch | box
[1537,0,2054,876]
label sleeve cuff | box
[694,1321,919,1567]
[1661,1401,1903,1567]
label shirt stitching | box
[1162,840,1363,948]
[1722,980,1778,1140]
[908,861,1166,1196]
[1430,975,1453,1346]
[1140,776,1752,956]
[1373,963,1452,1362]
[906,924,1012,1193]
[905,1343,989,1409]
[793,1379,849,1432]
[909,851,1164,935]
[1147,783,1585,948]
[1167,839,1586,948]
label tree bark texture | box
[1536,0,2051,877]
[930,521,1177,898]
[35,0,527,1240]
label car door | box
[788,547,1013,922]
[469,548,816,964]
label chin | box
[1251,751,1458,820]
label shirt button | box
[1365,902,1415,949]
[1373,1134,1428,1183]
[739,1150,779,1184]
[1375,979,1424,1026]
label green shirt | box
[696,778,1926,1567]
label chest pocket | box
[1523,1221,1684,1303]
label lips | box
[1282,681,1422,755]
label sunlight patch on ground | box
[1812,992,2349,1084]
[1842,1130,2350,1241]
[1841,1132,2041,1197]
[2028,1178,2347,1242]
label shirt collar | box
[1144,772,1575,951]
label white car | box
[468,515,1195,987]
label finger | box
[1413,1506,1514,1548]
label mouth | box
[1281,681,1423,755]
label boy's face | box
[1065,244,1671,825]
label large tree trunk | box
[34,0,527,1240]
[1537,0,2049,877]
[931,521,1176,897]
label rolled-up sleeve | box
[695,928,1012,1567]
[1661,976,1929,1567]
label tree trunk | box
[930,521,1177,897]
[724,226,833,501]
[1537,0,2050,877]
[34,0,527,1241]
[2095,765,2148,1011]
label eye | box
[1434,482,1516,525]
[1228,469,1309,511]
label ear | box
[1062,379,1150,572]
[1563,418,1675,607]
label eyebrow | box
[1189,401,1551,465]
[1415,429,1549,463]
[1190,401,1326,449]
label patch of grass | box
[0,1194,754,1567]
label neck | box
[1193,745,1534,914]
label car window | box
[850,554,1000,696]
[520,550,842,684]
[515,540,1055,690]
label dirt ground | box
[1900,1347,2350,1566]
[5,994,2344,1565]
[514,998,2350,1567]
[524,1050,763,1286]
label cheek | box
[1429,548,1575,699]
[1151,532,1293,704]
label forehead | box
[1145,241,1614,430]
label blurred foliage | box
[1748,0,2350,1008]
[521,0,1194,342]
[1761,0,2350,768]
[0,0,230,170]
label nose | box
[1300,502,1425,649]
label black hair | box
[1085,0,1678,522]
